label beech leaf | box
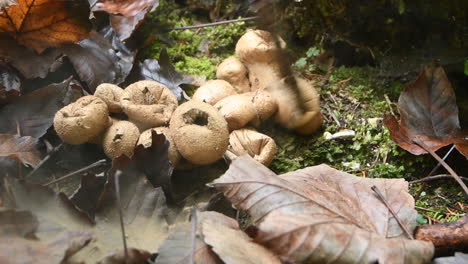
[0,78,83,138]
[0,0,91,53]
[0,209,92,264]
[0,134,41,167]
[384,62,468,158]
[210,155,434,264]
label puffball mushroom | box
[94,83,125,113]
[192,80,237,105]
[268,76,323,134]
[102,120,140,159]
[242,90,278,124]
[53,95,109,145]
[216,57,250,93]
[214,94,257,131]
[170,100,229,165]
[228,128,277,166]
[138,127,182,167]
[235,29,288,91]
[121,80,178,130]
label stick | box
[414,145,456,200]
[413,138,468,196]
[170,16,258,30]
[114,171,128,263]
[26,143,63,179]
[42,159,107,187]
[371,185,414,239]
[189,208,197,264]
[410,174,468,184]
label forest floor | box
[138,1,467,225]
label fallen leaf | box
[0,0,91,53]
[93,0,159,40]
[202,218,281,264]
[384,62,468,158]
[415,216,468,257]
[0,209,92,264]
[0,78,83,138]
[133,131,173,198]
[0,134,41,167]
[61,28,135,92]
[434,253,468,264]
[155,211,236,264]
[97,248,152,264]
[130,49,192,100]
[94,0,158,16]
[2,169,170,263]
[0,36,63,79]
[210,155,434,264]
[69,173,107,221]
[0,64,20,105]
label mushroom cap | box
[121,80,178,129]
[137,127,182,167]
[94,83,125,113]
[242,91,278,122]
[269,76,322,134]
[235,29,286,64]
[53,95,109,145]
[170,100,229,165]
[192,80,237,105]
[228,128,277,166]
[102,120,140,159]
[216,57,250,93]
[214,94,257,130]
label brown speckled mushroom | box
[216,57,250,93]
[192,80,237,105]
[242,90,278,125]
[268,76,322,134]
[121,80,178,131]
[170,101,229,165]
[214,94,257,131]
[102,120,140,159]
[235,29,288,91]
[53,95,109,145]
[228,128,277,166]
[94,83,125,113]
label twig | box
[413,138,468,196]
[384,94,396,117]
[410,174,468,184]
[324,105,341,127]
[189,208,197,264]
[414,145,456,200]
[371,185,414,240]
[171,16,258,31]
[114,171,128,263]
[42,159,107,187]
[26,143,63,179]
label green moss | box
[175,56,217,79]
[139,0,249,78]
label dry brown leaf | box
[0,134,41,166]
[210,155,434,264]
[0,134,41,167]
[0,0,91,53]
[202,219,282,264]
[0,209,92,264]
[155,211,236,264]
[384,62,468,158]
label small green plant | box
[294,46,322,72]
[464,60,468,76]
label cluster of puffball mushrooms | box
[53,29,322,169]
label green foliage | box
[293,46,323,72]
[140,1,248,78]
